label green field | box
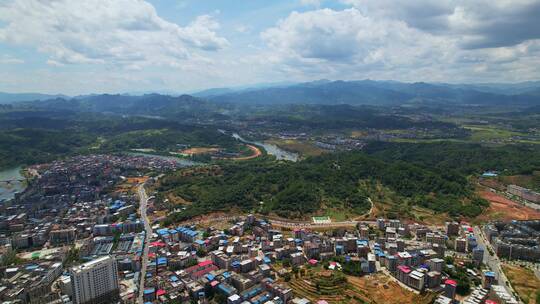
[461,125,539,144]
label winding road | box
[137,183,152,304]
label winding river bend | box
[0,166,26,202]
[230,132,299,162]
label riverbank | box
[265,138,327,157]
[0,166,26,202]
[231,132,299,161]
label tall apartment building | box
[70,255,120,304]
[446,221,460,236]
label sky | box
[0,0,539,95]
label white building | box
[70,255,120,304]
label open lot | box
[502,264,540,304]
[287,268,434,304]
[230,144,262,160]
[477,190,540,222]
[346,273,435,304]
[266,139,326,157]
[180,147,220,155]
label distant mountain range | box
[3,79,539,109]
[25,93,229,118]
[200,80,540,106]
[0,92,68,104]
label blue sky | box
[0,0,539,95]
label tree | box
[0,249,22,267]
[282,258,291,268]
[196,248,206,257]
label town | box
[0,154,537,304]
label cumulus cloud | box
[342,0,540,49]
[260,6,540,82]
[262,9,449,69]
[0,0,228,67]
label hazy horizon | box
[1,0,540,95]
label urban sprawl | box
[0,154,538,304]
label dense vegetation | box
[239,104,468,136]
[0,112,241,169]
[0,128,96,169]
[159,150,487,223]
[364,141,540,175]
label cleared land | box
[288,269,434,304]
[502,264,540,304]
[229,144,262,160]
[266,139,326,157]
[498,173,540,192]
[180,147,220,155]
[347,274,435,304]
[114,176,149,194]
[463,125,540,144]
[477,190,540,221]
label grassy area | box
[502,264,540,304]
[463,124,540,144]
[410,206,449,225]
[324,209,350,222]
[498,173,540,192]
[464,125,520,140]
[287,267,435,304]
[266,139,327,157]
[346,273,435,304]
[288,268,350,303]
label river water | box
[0,166,25,202]
[231,133,299,162]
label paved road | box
[473,226,520,302]
[137,184,152,304]
[177,213,376,229]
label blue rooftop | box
[218,284,234,295]
[156,228,169,235]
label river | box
[231,133,299,162]
[0,166,26,202]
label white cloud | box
[260,7,540,83]
[342,0,540,49]
[0,54,24,64]
[0,0,228,68]
[261,9,449,70]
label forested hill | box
[363,141,540,175]
[158,151,488,223]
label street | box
[137,183,152,304]
[473,226,519,302]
